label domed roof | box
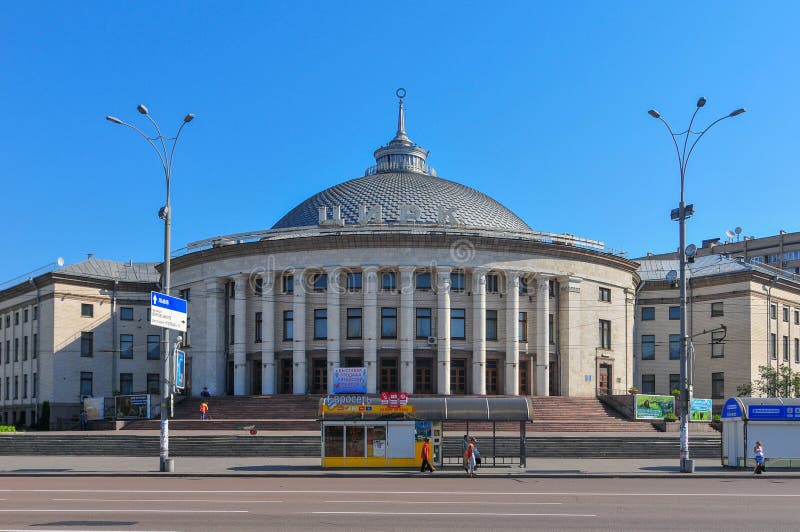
[272,171,532,232]
[272,90,532,234]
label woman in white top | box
[753,441,765,474]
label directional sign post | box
[150,291,188,332]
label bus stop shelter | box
[721,397,800,468]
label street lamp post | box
[106,106,195,472]
[648,98,744,473]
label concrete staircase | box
[0,434,720,459]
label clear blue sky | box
[2,2,797,285]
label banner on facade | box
[634,394,675,420]
[321,403,415,416]
[690,399,713,422]
[115,394,152,419]
[83,397,105,421]
[332,367,368,394]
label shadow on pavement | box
[13,468,72,472]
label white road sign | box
[150,291,187,332]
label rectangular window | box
[795,310,799,325]
[347,272,362,291]
[32,373,37,398]
[80,372,93,398]
[313,273,328,291]
[712,372,724,399]
[712,330,725,358]
[147,373,160,394]
[34,306,38,320]
[669,373,680,394]
[81,303,94,317]
[13,375,18,399]
[783,307,790,322]
[22,374,27,398]
[32,333,37,359]
[711,302,724,317]
[4,341,8,363]
[519,312,528,342]
[641,307,655,321]
[669,306,680,320]
[4,377,8,400]
[599,320,611,349]
[23,309,28,323]
[254,278,263,296]
[314,309,328,340]
[783,335,790,362]
[120,373,133,395]
[486,274,499,293]
[4,315,8,327]
[14,312,19,325]
[416,272,431,290]
[23,336,28,361]
[669,334,681,360]
[416,308,432,339]
[80,332,93,357]
[451,308,466,339]
[381,271,397,290]
[255,312,263,343]
[381,307,397,339]
[599,287,611,302]
[549,279,556,297]
[282,275,294,294]
[641,335,655,360]
[283,310,294,341]
[179,288,191,301]
[120,307,134,321]
[641,374,655,395]
[795,338,800,364]
[450,272,465,292]
[14,338,19,361]
[486,310,498,341]
[770,304,777,320]
[147,335,160,360]
[346,308,363,339]
[770,333,777,360]
[120,334,134,359]
[519,277,528,294]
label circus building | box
[170,91,640,398]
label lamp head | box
[729,108,746,117]
[137,104,149,115]
[105,116,124,125]
[696,97,707,108]
[183,113,195,123]
[648,109,661,119]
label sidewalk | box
[0,456,797,479]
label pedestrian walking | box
[473,439,481,468]
[420,437,435,473]
[200,387,211,398]
[79,410,87,431]
[462,434,469,472]
[465,437,477,477]
[200,401,209,421]
[754,441,766,474]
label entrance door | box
[280,359,293,394]
[311,359,327,394]
[415,359,433,394]
[598,364,611,395]
[486,360,498,395]
[519,360,529,395]
[226,360,234,395]
[379,358,398,392]
[548,356,559,396]
[450,360,466,395]
[252,359,262,395]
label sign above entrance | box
[321,403,416,416]
[333,367,367,394]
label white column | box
[326,267,341,393]
[472,269,486,395]
[292,270,307,394]
[505,272,520,395]
[400,266,415,394]
[204,279,224,396]
[560,276,582,396]
[535,275,551,396]
[436,267,452,395]
[261,271,275,395]
[363,266,379,394]
[233,275,248,396]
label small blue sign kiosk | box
[721,397,800,468]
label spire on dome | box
[394,88,409,143]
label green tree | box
[737,365,800,398]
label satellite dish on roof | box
[725,229,735,239]
[666,270,677,283]
[685,244,697,258]
[56,257,64,267]
[735,227,742,235]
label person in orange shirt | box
[420,437,435,473]
[199,401,209,421]
[465,437,476,477]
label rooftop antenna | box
[734,226,742,241]
[725,229,735,243]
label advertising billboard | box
[634,394,675,420]
[690,399,713,422]
[332,367,368,394]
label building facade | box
[634,255,800,404]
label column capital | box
[399,265,417,274]
[436,266,453,277]
[205,277,225,290]
[233,273,250,291]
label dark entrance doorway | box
[226,360,234,395]
[548,355,560,396]
[280,358,293,394]
[450,359,466,395]
[486,360,499,394]
[379,358,398,392]
[311,359,327,394]
[519,360,529,395]
[252,359,262,395]
[599,363,612,395]
[415,358,433,393]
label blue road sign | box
[175,350,186,390]
[150,291,188,332]
[151,292,187,313]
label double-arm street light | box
[648,98,744,473]
[106,106,195,472]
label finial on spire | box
[394,88,409,142]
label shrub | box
[671,389,681,396]
[664,413,678,422]
[713,414,721,422]
[0,425,17,433]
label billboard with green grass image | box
[634,394,675,420]
[690,399,713,421]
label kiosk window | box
[324,426,344,457]
[347,425,365,457]
[367,425,387,458]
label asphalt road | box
[0,476,795,531]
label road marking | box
[0,509,247,513]
[310,511,596,517]
[325,500,562,505]
[0,530,179,532]
[53,498,283,503]
[3,489,800,498]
